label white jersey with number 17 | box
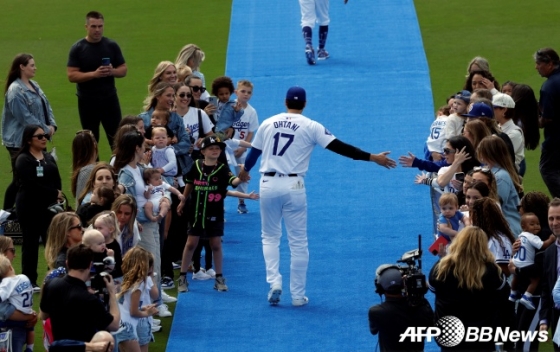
[252,112,336,176]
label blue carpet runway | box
[167,0,439,350]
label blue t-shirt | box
[438,211,464,242]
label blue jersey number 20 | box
[272,132,294,156]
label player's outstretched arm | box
[325,139,396,168]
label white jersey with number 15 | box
[252,112,336,176]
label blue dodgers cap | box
[286,86,306,101]
[462,102,494,118]
[454,90,471,104]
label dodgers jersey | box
[0,274,34,314]
[252,112,336,176]
[512,231,544,268]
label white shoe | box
[152,319,161,326]
[172,262,181,270]
[192,269,212,280]
[205,268,216,278]
[151,325,162,333]
[268,286,282,305]
[161,291,177,303]
[292,296,309,307]
[157,304,172,317]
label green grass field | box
[1,0,559,350]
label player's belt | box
[263,172,298,177]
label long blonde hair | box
[144,61,176,107]
[435,226,501,290]
[143,81,174,111]
[118,247,150,298]
[45,212,80,269]
[175,44,205,71]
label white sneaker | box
[205,268,216,278]
[161,291,177,303]
[268,286,282,305]
[157,304,172,317]
[172,262,181,270]
[151,325,162,333]
[192,269,212,280]
[152,319,161,326]
[292,296,309,307]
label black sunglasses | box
[443,148,456,155]
[69,224,84,231]
[189,85,206,93]
[178,93,193,99]
[33,133,49,140]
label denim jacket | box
[2,79,57,148]
[139,109,193,174]
[215,99,243,133]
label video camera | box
[396,235,428,306]
[90,256,115,309]
[375,235,428,306]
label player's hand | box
[238,168,251,182]
[371,151,396,169]
[398,152,416,167]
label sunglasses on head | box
[178,93,193,99]
[75,129,94,136]
[443,148,456,155]
[33,133,49,140]
[189,85,206,93]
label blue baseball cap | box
[462,102,494,118]
[286,86,306,101]
[454,90,471,105]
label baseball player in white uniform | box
[239,86,396,306]
[299,0,349,65]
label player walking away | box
[299,0,349,65]
[238,86,396,306]
[67,11,127,150]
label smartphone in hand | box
[454,172,465,182]
[208,96,219,107]
[101,57,111,66]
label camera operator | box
[40,244,120,342]
[368,265,434,352]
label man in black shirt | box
[67,11,127,150]
[369,266,434,352]
[40,244,120,342]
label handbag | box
[47,193,72,214]
[0,329,12,352]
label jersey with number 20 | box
[252,113,336,176]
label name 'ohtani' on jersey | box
[273,121,300,131]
